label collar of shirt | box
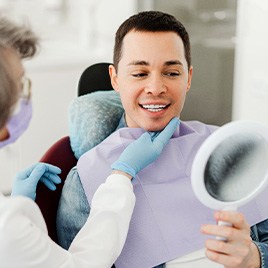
[116,114,127,130]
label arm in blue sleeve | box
[251,219,268,268]
[56,167,90,250]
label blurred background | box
[1,0,268,193]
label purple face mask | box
[0,98,32,149]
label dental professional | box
[0,16,179,268]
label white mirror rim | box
[191,120,268,210]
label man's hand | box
[111,117,179,178]
[201,210,261,267]
[11,163,61,200]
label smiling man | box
[57,11,268,268]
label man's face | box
[109,30,193,131]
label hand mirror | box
[191,121,268,212]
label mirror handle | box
[216,220,232,241]
[216,206,237,241]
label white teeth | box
[142,104,166,109]
[141,104,167,112]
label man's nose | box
[144,74,167,95]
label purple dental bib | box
[77,121,268,268]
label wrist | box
[111,161,136,178]
[249,241,261,268]
[112,170,133,180]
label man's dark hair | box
[113,11,191,71]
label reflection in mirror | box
[204,133,268,202]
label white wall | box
[233,0,268,126]
[0,0,137,193]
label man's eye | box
[164,72,180,77]
[132,73,147,78]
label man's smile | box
[139,103,170,112]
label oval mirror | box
[191,121,268,211]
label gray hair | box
[0,17,38,129]
[0,17,39,58]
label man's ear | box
[186,66,193,92]
[109,64,119,92]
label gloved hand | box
[11,163,61,200]
[111,117,179,178]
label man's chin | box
[143,117,179,132]
[128,116,176,132]
[143,123,168,132]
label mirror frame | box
[191,120,268,210]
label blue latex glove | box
[111,117,180,178]
[11,163,61,200]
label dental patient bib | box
[77,121,268,268]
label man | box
[57,11,268,267]
[0,16,178,267]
